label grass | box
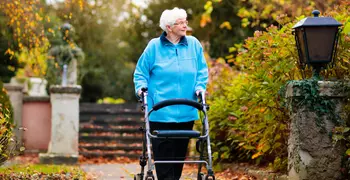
[0,164,83,174]
[0,164,87,179]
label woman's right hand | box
[137,89,142,97]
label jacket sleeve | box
[195,43,208,92]
[133,45,151,97]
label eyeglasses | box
[173,21,188,26]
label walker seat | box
[153,130,201,138]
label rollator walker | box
[134,88,215,180]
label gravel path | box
[81,163,140,180]
[81,163,198,180]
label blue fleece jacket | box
[133,32,208,123]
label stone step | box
[78,103,144,159]
[79,113,144,123]
[92,119,143,126]
[79,151,141,159]
[80,103,144,123]
[80,102,142,113]
[79,144,143,151]
[79,134,142,143]
[80,125,143,133]
[80,110,144,115]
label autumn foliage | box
[0,81,14,165]
[206,1,349,172]
[0,0,85,78]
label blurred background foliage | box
[0,0,348,172]
[0,0,345,102]
[0,0,254,102]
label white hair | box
[159,7,187,32]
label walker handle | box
[139,87,148,100]
[196,91,207,106]
[141,87,148,92]
[152,99,203,111]
[138,87,148,109]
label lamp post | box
[293,10,342,79]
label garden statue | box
[46,23,84,86]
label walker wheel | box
[197,172,204,180]
[145,175,155,180]
[202,174,215,180]
[205,175,215,180]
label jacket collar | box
[160,31,188,46]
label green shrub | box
[207,3,349,172]
[0,81,13,124]
[0,81,14,165]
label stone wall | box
[22,96,51,152]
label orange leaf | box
[252,151,263,159]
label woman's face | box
[169,18,188,37]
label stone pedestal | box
[4,84,24,145]
[286,81,348,180]
[39,85,81,164]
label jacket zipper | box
[176,48,180,117]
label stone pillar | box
[4,84,24,145]
[286,81,348,180]
[39,85,81,164]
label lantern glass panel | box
[305,27,338,63]
[296,28,307,64]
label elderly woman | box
[133,7,208,180]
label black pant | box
[150,121,194,180]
